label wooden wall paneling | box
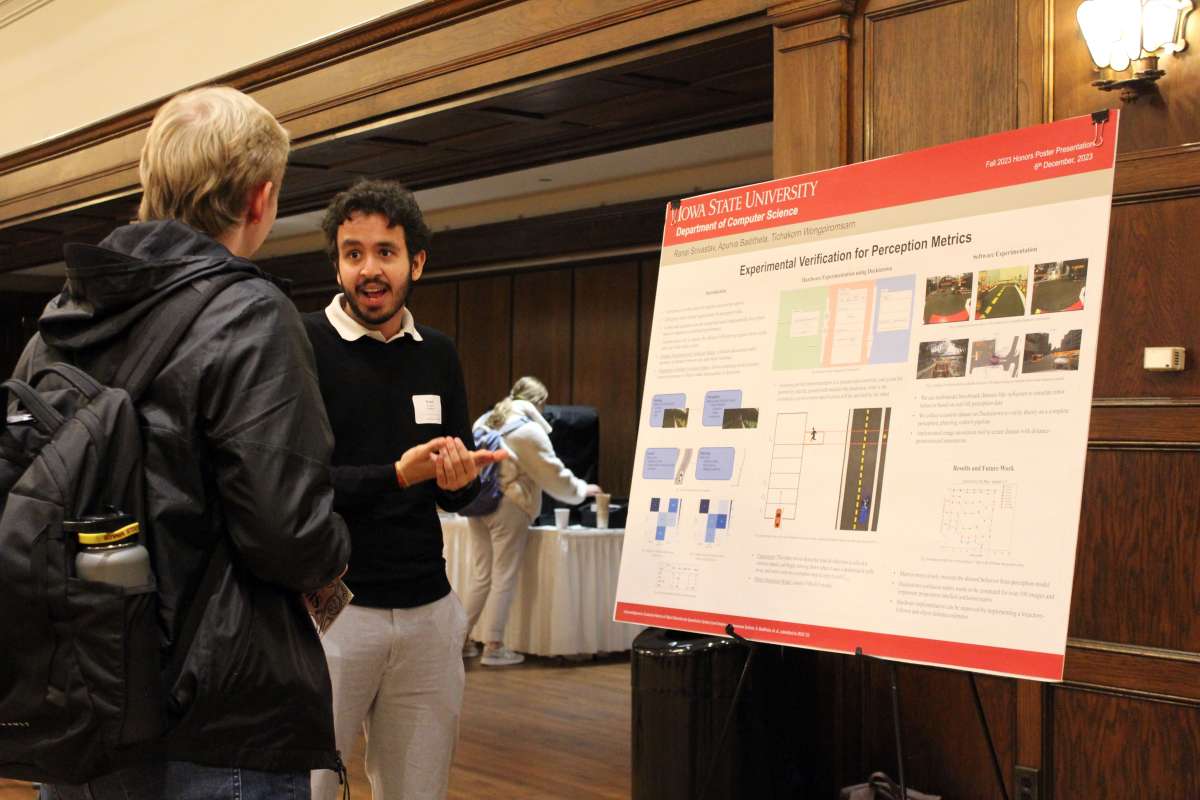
[1113,143,1200,198]
[1016,0,1052,127]
[457,275,513,423]
[1069,449,1200,651]
[412,280,460,344]
[1053,0,1200,155]
[573,261,640,494]
[862,0,1017,160]
[1015,680,1044,770]
[1094,196,1200,398]
[1064,640,1200,702]
[1050,687,1200,798]
[772,10,855,177]
[862,664,1016,799]
[512,268,573,404]
[638,258,660,410]
[1089,404,1200,444]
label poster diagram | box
[762,408,890,534]
[647,497,682,543]
[940,482,1016,555]
[774,275,915,369]
[696,498,733,546]
[617,113,1119,680]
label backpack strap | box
[497,416,530,438]
[1,378,65,433]
[113,272,257,403]
[28,363,105,400]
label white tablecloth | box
[441,515,641,656]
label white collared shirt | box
[324,294,424,344]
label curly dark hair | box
[321,179,432,266]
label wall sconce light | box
[1076,0,1192,99]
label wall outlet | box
[1143,346,1186,372]
[1014,765,1040,800]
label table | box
[441,515,642,656]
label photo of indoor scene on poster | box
[1023,329,1081,373]
[969,335,1022,379]
[1031,259,1088,314]
[916,339,969,379]
[975,266,1029,320]
[923,273,973,323]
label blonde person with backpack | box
[461,377,601,666]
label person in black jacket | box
[303,180,486,800]
[13,86,400,800]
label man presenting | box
[305,180,492,800]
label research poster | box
[614,113,1119,680]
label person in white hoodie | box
[462,376,601,666]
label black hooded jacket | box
[13,221,350,773]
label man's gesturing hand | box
[395,437,507,489]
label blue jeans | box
[39,760,312,800]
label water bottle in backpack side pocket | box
[66,511,152,587]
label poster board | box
[614,113,1119,681]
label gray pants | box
[311,594,468,800]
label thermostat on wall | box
[1143,347,1186,372]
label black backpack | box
[458,416,528,517]
[0,272,251,783]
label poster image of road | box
[970,336,1022,379]
[775,277,914,369]
[975,267,1029,320]
[722,408,759,428]
[1031,259,1088,314]
[923,273,973,323]
[1023,329,1081,373]
[662,408,690,428]
[836,407,890,532]
[916,339,969,379]
[940,481,1016,555]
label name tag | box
[413,395,442,425]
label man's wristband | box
[394,461,409,489]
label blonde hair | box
[486,376,548,429]
[138,86,290,238]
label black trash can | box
[631,628,775,800]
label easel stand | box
[697,629,1011,800]
[697,624,759,800]
[855,647,1010,800]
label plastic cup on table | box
[554,507,571,529]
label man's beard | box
[342,277,413,328]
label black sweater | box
[303,311,479,608]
